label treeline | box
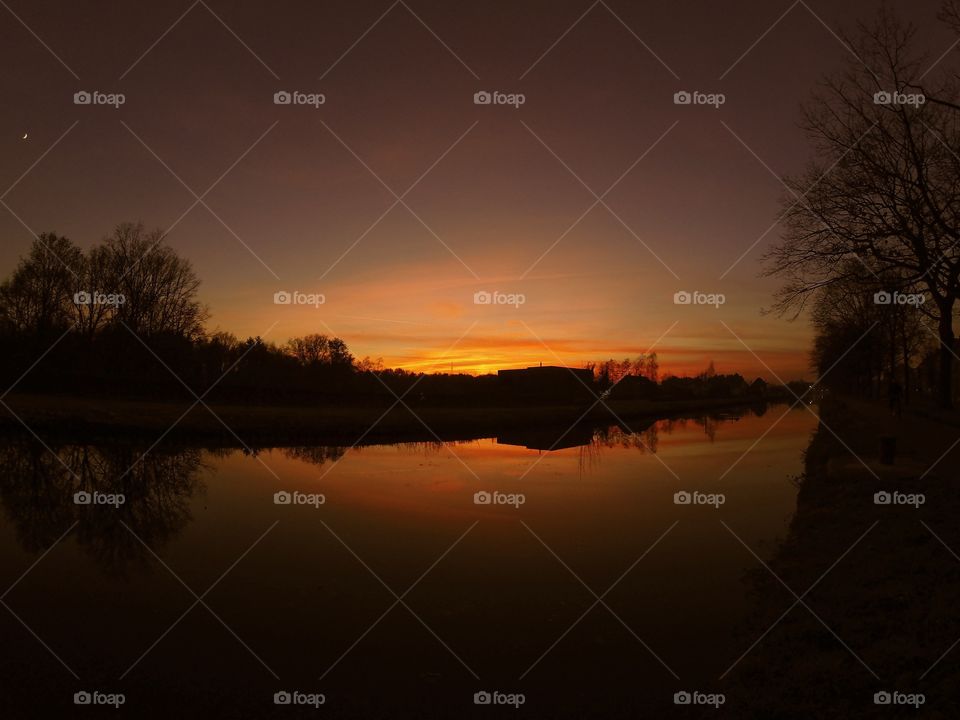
[1,224,792,408]
[0,225,362,402]
[806,262,937,403]
[595,358,779,402]
[587,355,660,385]
[0,227,542,405]
[764,6,960,408]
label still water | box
[0,406,816,718]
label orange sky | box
[210,255,813,380]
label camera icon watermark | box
[874,690,924,707]
[673,290,725,308]
[473,290,525,308]
[74,690,125,708]
[873,490,924,509]
[73,290,126,306]
[73,490,125,508]
[473,90,525,108]
[274,490,325,508]
[273,290,325,307]
[873,290,925,306]
[673,690,725,708]
[673,490,725,509]
[673,90,725,108]
[273,90,325,108]
[73,90,125,108]
[473,690,525,707]
[873,90,925,107]
[473,490,525,509]
[273,690,325,707]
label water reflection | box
[0,438,207,576]
[0,403,779,577]
[281,445,348,466]
[0,404,816,717]
[498,404,771,452]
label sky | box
[0,0,953,380]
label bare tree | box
[286,334,354,367]
[72,243,113,337]
[808,260,931,399]
[99,223,207,339]
[0,234,83,337]
[287,334,331,365]
[326,337,353,367]
[764,9,960,407]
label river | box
[0,404,817,717]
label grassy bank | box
[722,396,960,718]
[0,392,783,446]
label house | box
[497,365,595,403]
[497,424,595,451]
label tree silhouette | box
[0,233,82,338]
[764,9,960,407]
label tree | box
[99,223,207,339]
[72,242,114,338]
[287,334,330,365]
[0,234,83,337]
[327,337,353,367]
[807,261,932,400]
[808,265,888,395]
[943,0,960,35]
[286,333,354,368]
[699,360,717,379]
[764,10,960,407]
[588,353,659,388]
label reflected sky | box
[0,405,816,716]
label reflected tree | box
[282,445,349,466]
[0,439,205,576]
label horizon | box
[5,0,946,382]
[3,228,812,380]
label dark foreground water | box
[0,406,817,718]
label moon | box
[21,133,27,140]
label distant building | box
[497,424,595,451]
[497,365,595,403]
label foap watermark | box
[74,90,125,108]
[274,691,326,708]
[474,290,525,308]
[74,491,125,509]
[273,90,325,108]
[674,490,725,509]
[73,290,125,307]
[873,90,925,107]
[274,490,325,508]
[274,290,325,307]
[474,490,525,509]
[674,690,725,708]
[74,691,125,708]
[874,490,924,509]
[674,290,725,308]
[474,690,525,708]
[873,290,924,306]
[474,90,525,108]
[874,690,924,708]
[674,90,725,108]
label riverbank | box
[0,392,785,446]
[724,396,960,718]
